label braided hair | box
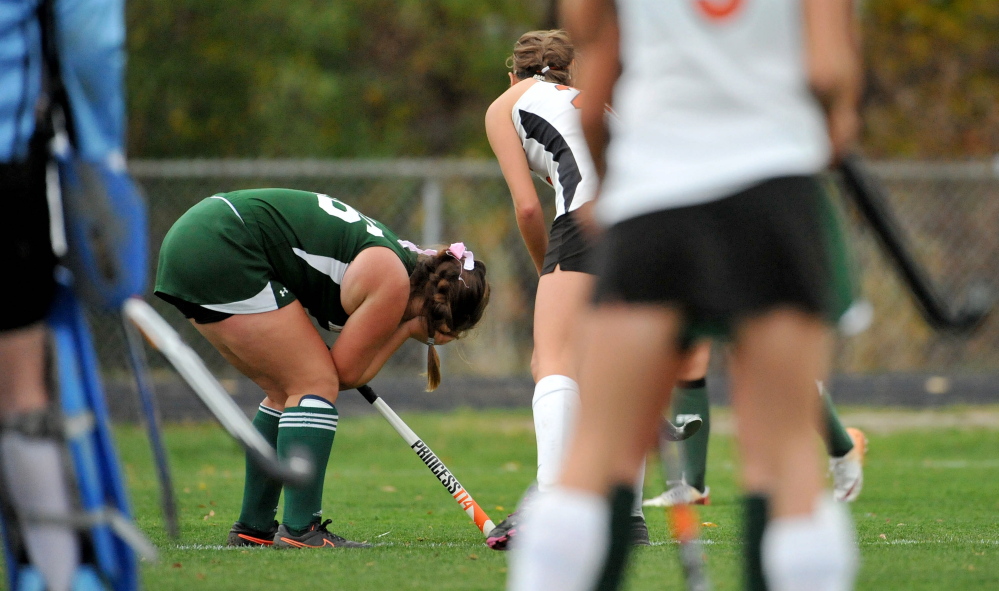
[409,251,490,390]
[506,29,574,85]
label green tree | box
[861,0,999,157]
[126,0,999,159]
[127,0,549,157]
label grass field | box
[11,406,999,590]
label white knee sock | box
[507,486,609,591]
[762,495,859,591]
[532,375,579,492]
[0,432,81,591]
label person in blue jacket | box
[0,1,130,589]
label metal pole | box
[421,178,443,247]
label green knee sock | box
[743,494,770,591]
[277,397,338,531]
[595,485,637,591]
[819,383,854,458]
[675,378,710,492]
[238,405,283,531]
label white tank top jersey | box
[512,81,599,219]
[598,0,831,225]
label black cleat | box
[272,519,371,549]
[226,521,279,547]
[631,515,651,546]
[485,513,519,551]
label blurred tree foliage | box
[127,0,999,158]
[127,0,551,157]
[862,0,999,157]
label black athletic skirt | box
[591,175,854,338]
[541,211,593,275]
[0,138,58,331]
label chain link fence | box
[89,158,999,385]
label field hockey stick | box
[659,419,710,591]
[356,385,497,537]
[838,155,993,332]
[121,315,180,539]
[122,298,313,486]
[663,415,702,442]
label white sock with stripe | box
[277,395,338,531]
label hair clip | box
[446,243,475,271]
[541,66,550,74]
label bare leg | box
[729,308,857,590]
[728,308,829,516]
[191,302,344,534]
[0,325,49,415]
[531,267,592,381]
[191,300,339,408]
[562,304,683,492]
[509,304,683,591]
[530,268,592,490]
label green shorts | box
[154,196,296,323]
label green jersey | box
[155,189,417,330]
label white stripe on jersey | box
[511,82,599,218]
[292,248,349,285]
[202,282,279,314]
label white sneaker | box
[642,482,710,507]
[830,427,867,503]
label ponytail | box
[426,339,442,392]
[407,245,490,391]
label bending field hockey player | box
[155,189,490,549]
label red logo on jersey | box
[696,0,743,20]
[554,85,583,110]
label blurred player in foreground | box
[509,0,862,589]
[156,190,489,549]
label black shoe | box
[485,513,519,551]
[631,516,651,546]
[226,521,279,547]
[273,519,372,549]
[486,482,538,551]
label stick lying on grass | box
[356,385,496,538]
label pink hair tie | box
[446,242,475,271]
[398,240,438,257]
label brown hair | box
[409,251,490,391]
[506,29,574,85]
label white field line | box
[174,538,999,552]
[894,459,999,469]
[695,408,999,436]
[868,539,999,546]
